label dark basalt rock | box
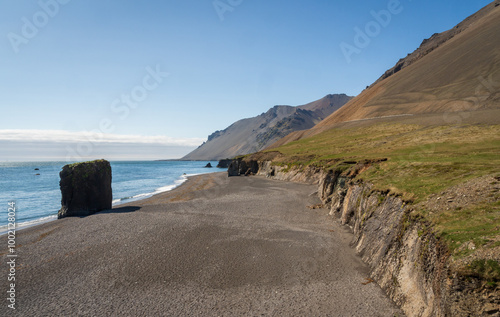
[205,162,213,168]
[58,159,112,219]
[228,160,240,177]
[227,159,259,177]
[216,159,232,169]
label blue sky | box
[0,0,493,160]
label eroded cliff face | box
[228,158,499,317]
[326,181,448,317]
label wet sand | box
[1,173,403,316]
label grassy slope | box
[266,122,500,281]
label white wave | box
[0,214,58,236]
[112,173,195,206]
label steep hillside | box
[372,0,500,86]
[182,94,352,160]
[270,0,500,148]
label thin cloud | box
[0,130,205,147]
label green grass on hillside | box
[270,123,500,262]
[271,124,499,199]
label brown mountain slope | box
[373,0,500,86]
[270,1,500,148]
[182,94,352,160]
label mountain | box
[269,0,500,148]
[182,94,352,160]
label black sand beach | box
[2,173,403,316]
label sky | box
[0,0,493,161]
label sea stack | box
[58,159,112,219]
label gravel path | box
[1,173,403,316]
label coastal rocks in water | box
[58,159,112,219]
[34,168,39,171]
[216,159,232,169]
[205,162,213,168]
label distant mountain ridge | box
[182,94,352,160]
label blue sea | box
[0,161,222,234]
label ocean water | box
[0,161,222,233]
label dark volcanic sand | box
[1,173,403,316]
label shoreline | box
[0,160,224,235]
[2,172,403,315]
[111,171,207,206]
[121,171,226,206]
[0,171,225,236]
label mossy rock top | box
[67,159,110,169]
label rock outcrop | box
[216,159,232,168]
[204,162,212,168]
[227,156,499,317]
[58,159,112,219]
[227,158,259,177]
